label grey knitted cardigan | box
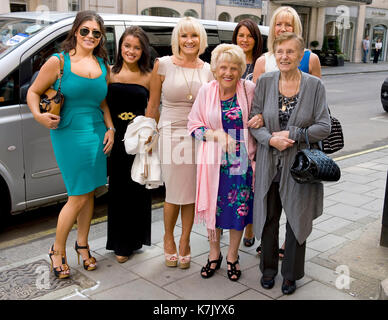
[249,71,331,245]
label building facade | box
[1,0,387,62]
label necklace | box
[280,72,301,112]
[182,67,196,101]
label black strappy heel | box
[226,256,241,281]
[201,253,223,279]
[48,244,70,279]
[74,241,97,271]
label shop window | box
[218,12,231,22]
[184,9,199,18]
[234,14,260,24]
[10,4,27,12]
[141,7,180,18]
[68,0,80,11]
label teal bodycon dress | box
[50,52,108,196]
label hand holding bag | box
[39,53,64,116]
[290,129,341,184]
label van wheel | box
[383,104,388,112]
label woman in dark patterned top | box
[250,33,330,295]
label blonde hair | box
[273,32,305,54]
[268,6,303,53]
[210,43,246,78]
[171,17,208,59]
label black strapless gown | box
[106,83,151,256]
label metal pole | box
[380,171,388,247]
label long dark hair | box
[112,26,151,74]
[61,11,109,69]
[232,19,263,68]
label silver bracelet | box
[107,127,116,133]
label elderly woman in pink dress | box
[188,44,262,281]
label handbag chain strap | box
[56,53,64,94]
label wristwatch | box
[107,127,116,133]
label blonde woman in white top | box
[252,6,321,82]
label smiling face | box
[215,60,241,92]
[75,19,102,51]
[178,29,200,57]
[274,39,303,73]
[121,34,142,65]
[236,25,255,56]
[274,13,294,38]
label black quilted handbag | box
[290,129,341,184]
[322,109,344,154]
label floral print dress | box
[192,94,253,231]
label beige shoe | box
[115,255,129,263]
[178,254,191,269]
[164,252,178,267]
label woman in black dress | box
[106,26,152,263]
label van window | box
[200,28,220,63]
[105,26,116,65]
[141,26,174,65]
[218,30,234,43]
[0,69,18,106]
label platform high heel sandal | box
[48,244,70,279]
[74,241,97,271]
[164,252,178,267]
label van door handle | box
[8,146,16,151]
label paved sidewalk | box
[322,61,388,76]
[0,145,387,301]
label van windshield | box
[0,17,52,59]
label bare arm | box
[27,56,61,129]
[145,59,163,122]
[100,98,115,154]
[309,52,322,79]
[252,55,266,83]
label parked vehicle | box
[0,11,269,224]
[381,78,388,112]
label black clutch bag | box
[290,129,341,184]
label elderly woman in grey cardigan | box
[249,33,331,295]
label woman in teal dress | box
[27,11,114,279]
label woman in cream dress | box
[146,17,213,268]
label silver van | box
[0,11,268,223]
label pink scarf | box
[187,79,256,240]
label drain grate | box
[0,259,95,300]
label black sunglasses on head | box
[79,28,102,39]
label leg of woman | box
[201,229,222,277]
[281,221,306,281]
[260,182,282,280]
[179,203,195,257]
[76,191,96,268]
[243,223,255,246]
[227,229,244,280]
[51,194,90,274]
[163,202,180,254]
